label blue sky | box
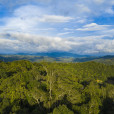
[0,0,114,55]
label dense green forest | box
[0,60,114,114]
[94,58,114,65]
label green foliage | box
[53,105,74,114]
[0,60,114,114]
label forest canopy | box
[0,60,114,114]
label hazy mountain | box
[17,52,90,58]
[0,53,114,64]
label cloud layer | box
[0,33,114,55]
[0,0,114,55]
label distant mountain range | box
[0,53,114,64]
[17,52,91,58]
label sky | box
[0,0,114,55]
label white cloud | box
[0,32,114,55]
[40,15,73,23]
[105,8,114,14]
[96,40,114,53]
[0,33,72,53]
[57,32,73,36]
[76,23,111,31]
[75,4,91,14]
[76,19,86,23]
[64,28,74,31]
[0,5,74,34]
[93,0,105,4]
[0,1,114,55]
[14,5,73,23]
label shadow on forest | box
[2,95,114,114]
[3,99,46,114]
[2,95,80,114]
[49,95,80,114]
[106,77,114,84]
[100,97,114,114]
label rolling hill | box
[0,54,114,64]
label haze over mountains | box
[16,52,90,58]
[0,52,114,64]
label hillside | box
[0,54,114,65]
[0,54,93,62]
[93,55,114,65]
[0,60,114,114]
